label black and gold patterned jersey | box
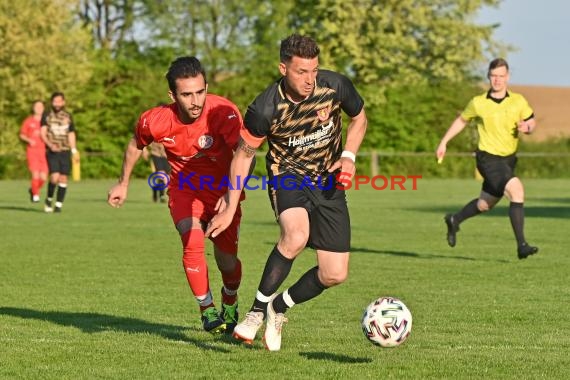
[243,70,364,182]
[41,110,76,151]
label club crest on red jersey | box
[316,106,331,122]
[198,135,214,149]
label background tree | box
[2,0,522,179]
[0,0,92,176]
[141,0,255,86]
[294,0,504,87]
[213,1,296,108]
[72,45,172,178]
[291,0,507,172]
[78,0,141,51]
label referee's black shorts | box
[475,149,517,198]
[46,150,71,175]
[268,173,350,253]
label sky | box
[477,0,570,86]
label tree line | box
[0,0,505,178]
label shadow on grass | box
[351,247,479,261]
[299,351,372,363]
[0,205,43,213]
[0,307,230,352]
[526,197,570,204]
[411,205,570,219]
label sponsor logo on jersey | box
[316,106,331,121]
[287,120,333,147]
[198,135,214,149]
[161,136,176,144]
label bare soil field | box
[510,85,570,142]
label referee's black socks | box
[509,202,526,246]
[455,198,482,224]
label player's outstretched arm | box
[68,131,77,153]
[107,137,143,208]
[214,155,257,213]
[19,132,34,146]
[436,116,468,161]
[206,138,256,238]
[328,108,367,181]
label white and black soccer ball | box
[361,297,412,347]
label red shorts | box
[27,150,48,173]
[168,190,242,254]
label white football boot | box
[263,298,288,351]
[232,311,264,345]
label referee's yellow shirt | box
[461,91,533,156]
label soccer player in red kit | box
[19,100,48,202]
[107,57,247,334]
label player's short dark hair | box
[280,34,320,63]
[488,58,509,75]
[165,56,207,92]
[51,92,65,101]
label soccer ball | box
[361,297,412,347]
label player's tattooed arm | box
[238,138,256,157]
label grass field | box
[1,178,569,379]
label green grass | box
[1,178,569,379]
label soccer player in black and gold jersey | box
[40,92,78,213]
[436,58,538,260]
[206,34,367,351]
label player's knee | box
[320,275,347,287]
[214,250,237,272]
[280,231,309,256]
[319,269,348,287]
[176,217,200,236]
[505,180,524,202]
[477,202,490,212]
[477,199,492,212]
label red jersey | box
[135,95,244,195]
[20,116,46,153]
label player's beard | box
[53,106,64,113]
[187,106,202,121]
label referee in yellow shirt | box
[436,58,538,259]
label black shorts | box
[151,155,170,173]
[46,150,71,175]
[475,150,517,197]
[268,173,350,253]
